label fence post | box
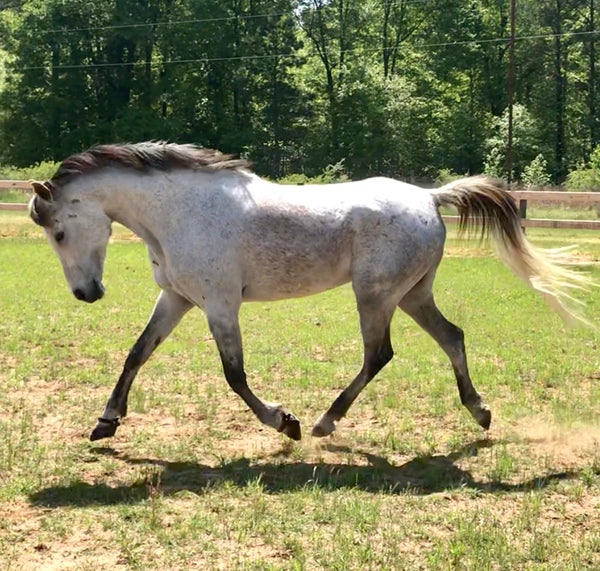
[519,199,527,232]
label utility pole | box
[505,0,516,187]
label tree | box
[379,0,432,79]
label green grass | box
[526,204,600,221]
[1,211,600,569]
[0,188,30,203]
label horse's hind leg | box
[399,279,491,430]
[206,305,302,440]
[312,297,396,437]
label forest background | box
[0,0,599,187]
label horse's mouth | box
[73,279,105,303]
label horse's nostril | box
[73,288,86,301]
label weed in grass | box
[580,466,597,488]
[486,444,516,484]
[585,534,600,556]
[519,492,543,533]
[382,429,414,455]
[145,468,164,530]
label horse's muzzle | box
[73,279,105,303]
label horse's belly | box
[242,256,352,301]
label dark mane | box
[50,142,252,187]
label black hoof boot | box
[278,413,302,441]
[90,417,120,441]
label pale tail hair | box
[432,176,593,326]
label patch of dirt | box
[508,418,600,464]
[444,244,495,258]
[0,500,127,570]
[13,527,126,570]
[212,537,292,569]
[0,352,20,369]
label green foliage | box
[318,159,350,183]
[521,154,551,189]
[590,146,600,171]
[0,0,597,182]
[276,172,312,185]
[565,168,600,192]
[278,159,349,185]
[435,169,465,185]
[565,147,600,192]
[483,104,542,181]
[0,161,60,181]
[482,147,506,180]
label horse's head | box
[29,180,111,303]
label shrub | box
[435,168,465,185]
[521,154,551,189]
[0,161,60,181]
[564,168,600,192]
[278,159,349,185]
[482,147,507,179]
[565,146,600,192]
[277,173,311,185]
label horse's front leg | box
[90,290,192,441]
[207,306,301,440]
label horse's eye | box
[55,230,65,243]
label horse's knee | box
[441,324,465,361]
[124,348,143,371]
[380,343,394,367]
[453,325,464,345]
[366,344,393,376]
[124,334,160,371]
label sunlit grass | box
[2,212,600,569]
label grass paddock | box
[1,212,600,569]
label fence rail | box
[443,189,600,230]
[0,180,30,211]
[2,183,600,229]
[0,180,30,189]
[442,188,600,230]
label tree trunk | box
[588,0,598,151]
[552,2,566,181]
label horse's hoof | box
[311,413,336,437]
[478,408,492,430]
[469,405,491,430]
[90,417,120,441]
[278,412,302,441]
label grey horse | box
[28,142,589,442]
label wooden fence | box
[0,180,30,211]
[441,190,600,230]
[2,181,600,230]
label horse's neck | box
[93,169,259,244]
[97,174,168,243]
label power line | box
[12,28,600,72]
[16,0,436,36]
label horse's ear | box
[31,180,53,202]
[29,181,54,226]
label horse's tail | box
[431,176,592,326]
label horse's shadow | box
[29,438,575,508]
